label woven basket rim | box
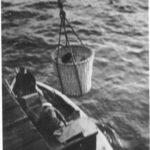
[51,45,94,66]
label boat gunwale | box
[6,78,113,150]
[36,81,87,118]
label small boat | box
[4,74,113,150]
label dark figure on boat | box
[13,67,36,97]
[38,102,67,134]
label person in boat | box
[13,67,36,97]
[37,102,67,134]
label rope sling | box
[56,1,85,96]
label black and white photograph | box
[2,0,149,150]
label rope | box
[67,44,83,96]
[62,20,83,96]
[57,0,83,96]
[65,18,85,47]
[56,19,64,93]
[63,20,69,46]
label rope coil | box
[56,1,84,96]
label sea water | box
[2,0,149,149]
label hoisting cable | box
[56,12,64,93]
[63,23,83,96]
[65,18,85,47]
[57,0,83,95]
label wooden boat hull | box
[5,79,113,150]
[37,82,113,150]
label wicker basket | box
[51,45,94,96]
